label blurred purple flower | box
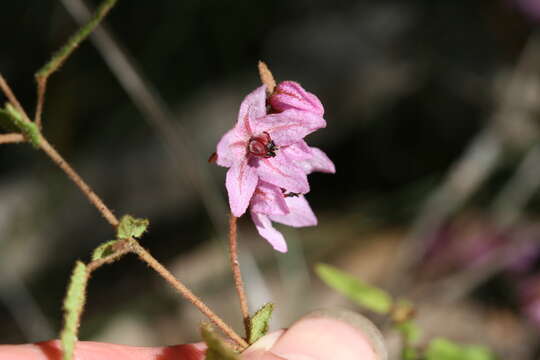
[518,275,540,327]
[514,0,540,22]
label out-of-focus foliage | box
[315,263,393,314]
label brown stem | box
[0,74,32,122]
[129,240,248,349]
[0,133,25,144]
[87,241,131,272]
[34,78,46,128]
[39,137,119,227]
[228,214,250,339]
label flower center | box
[247,132,278,158]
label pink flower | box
[249,145,335,252]
[250,181,317,252]
[270,81,324,116]
[216,85,326,217]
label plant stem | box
[0,75,32,122]
[34,0,118,126]
[87,241,131,272]
[0,133,25,144]
[39,137,119,227]
[228,214,250,339]
[129,240,248,349]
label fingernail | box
[267,308,387,360]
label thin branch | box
[0,133,25,144]
[39,137,119,227]
[34,0,118,127]
[87,241,131,272]
[34,80,46,129]
[0,75,32,122]
[228,215,250,338]
[129,240,248,349]
[60,0,228,230]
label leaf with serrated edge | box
[60,261,88,360]
[315,263,393,314]
[249,303,274,344]
[116,215,149,239]
[201,323,240,360]
[91,240,118,261]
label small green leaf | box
[201,323,240,360]
[425,338,496,360]
[249,303,274,344]
[60,261,88,360]
[395,320,421,345]
[91,240,118,261]
[0,104,41,148]
[116,215,149,239]
[315,263,393,314]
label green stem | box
[34,0,119,126]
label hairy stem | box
[0,75,31,122]
[129,240,248,349]
[87,241,131,272]
[228,214,250,339]
[0,133,25,144]
[34,0,118,126]
[39,137,119,227]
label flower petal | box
[280,141,313,162]
[236,85,267,138]
[251,211,288,252]
[270,81,324,116]
[251,181,289,216]
[226,159,258,217]
[299,147,336,174]
[255,153,310,194]
[256,110,326,147]
[270,195,317,228]
[216,128,246,167]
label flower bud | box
[270,81,324,116]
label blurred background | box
[1,0,540,358]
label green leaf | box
[396,320,421,345]
[91,240,118,261]
[60,261,88,360]
[0,104,41,148]
[249,303,274,344]
[201,323,240,360]
[425,338,496,360]
[116,215,149,239]
[315,263,393,314]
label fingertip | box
[247,308,387,360]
